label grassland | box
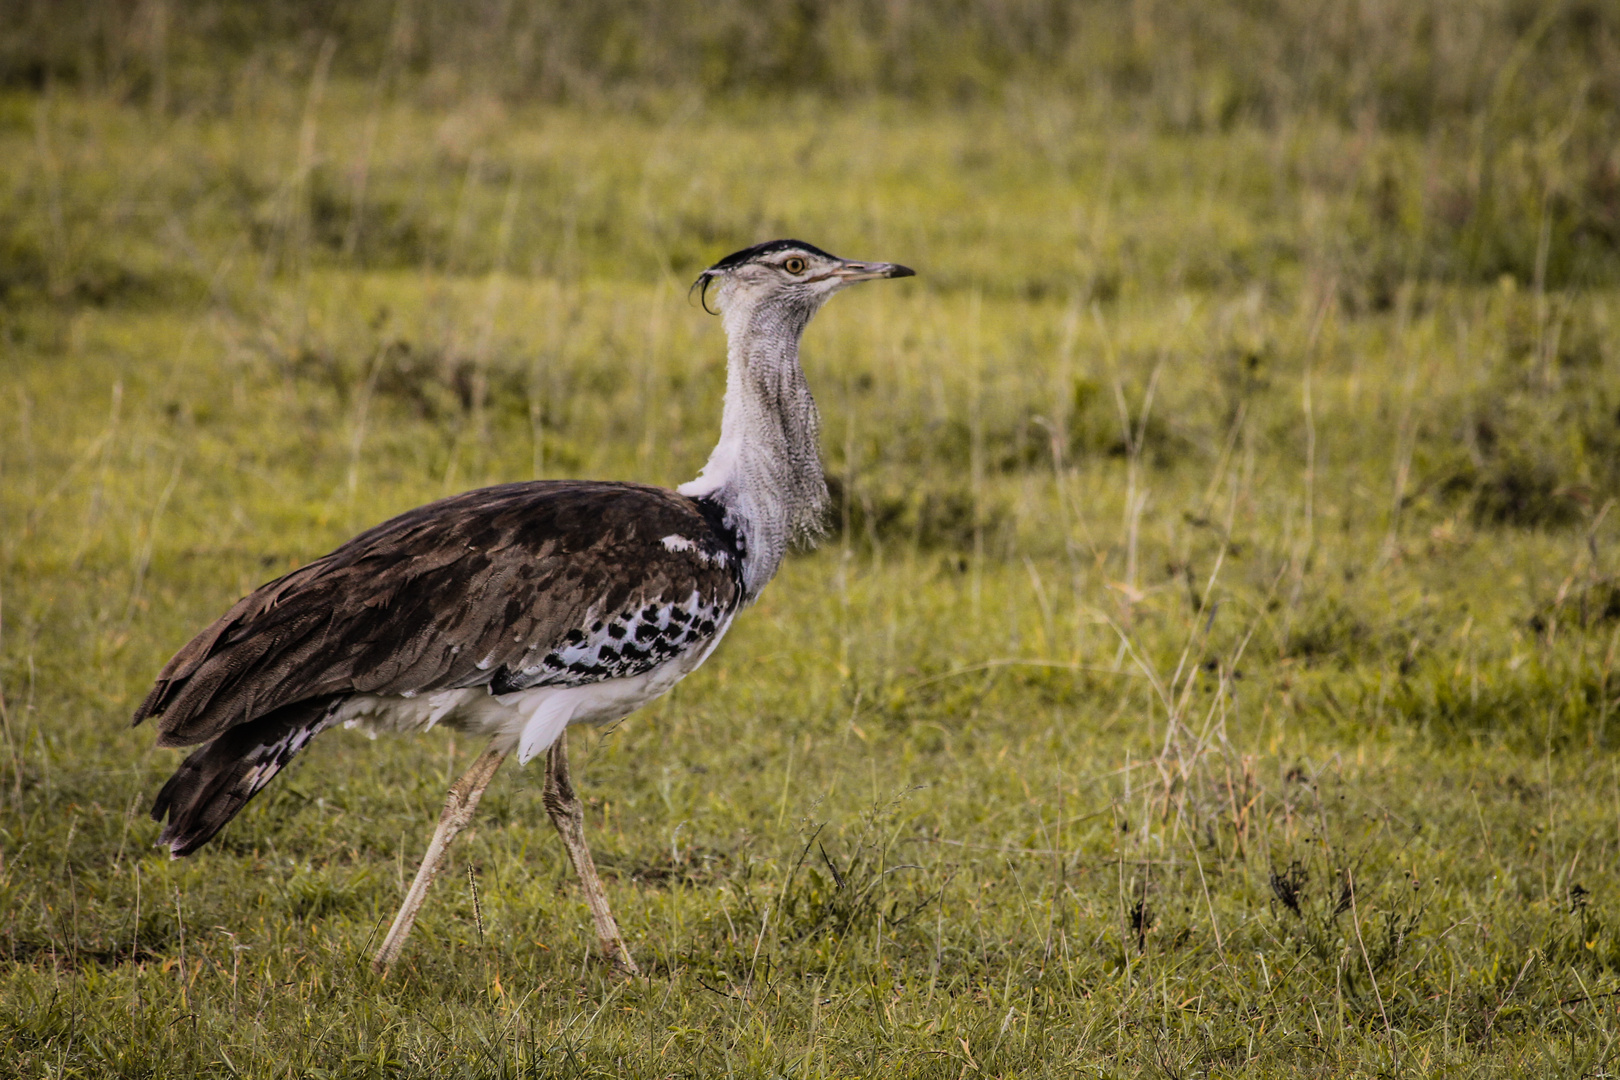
[4,7,1620,1076]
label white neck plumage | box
[678,299,829,599]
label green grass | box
[4,23,1620,1075]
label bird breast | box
[337,607,735,764]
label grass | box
[4,14,1620,1075]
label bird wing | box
[134,481,745,748]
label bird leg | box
[543,729,640,975]
[373,740,507,973]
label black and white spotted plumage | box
[489,588,728,693]
[136,481,744,854]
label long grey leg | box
[373,740,507,973]
[543,729,640,975]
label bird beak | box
[831,260,916,282]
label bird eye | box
[782,256,807,274]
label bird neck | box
[678,302,828,599]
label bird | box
[132,239,915,973]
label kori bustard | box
[133,240,914,972]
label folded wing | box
[135,480,744,749]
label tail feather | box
[151,696,342,857]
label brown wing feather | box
[134,481,743,748]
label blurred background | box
[6,0,1619,288]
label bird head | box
[692,240,914,323]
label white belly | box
[336,623,727,764]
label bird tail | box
[151,696,342,857]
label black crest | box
[705,239,837,273]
